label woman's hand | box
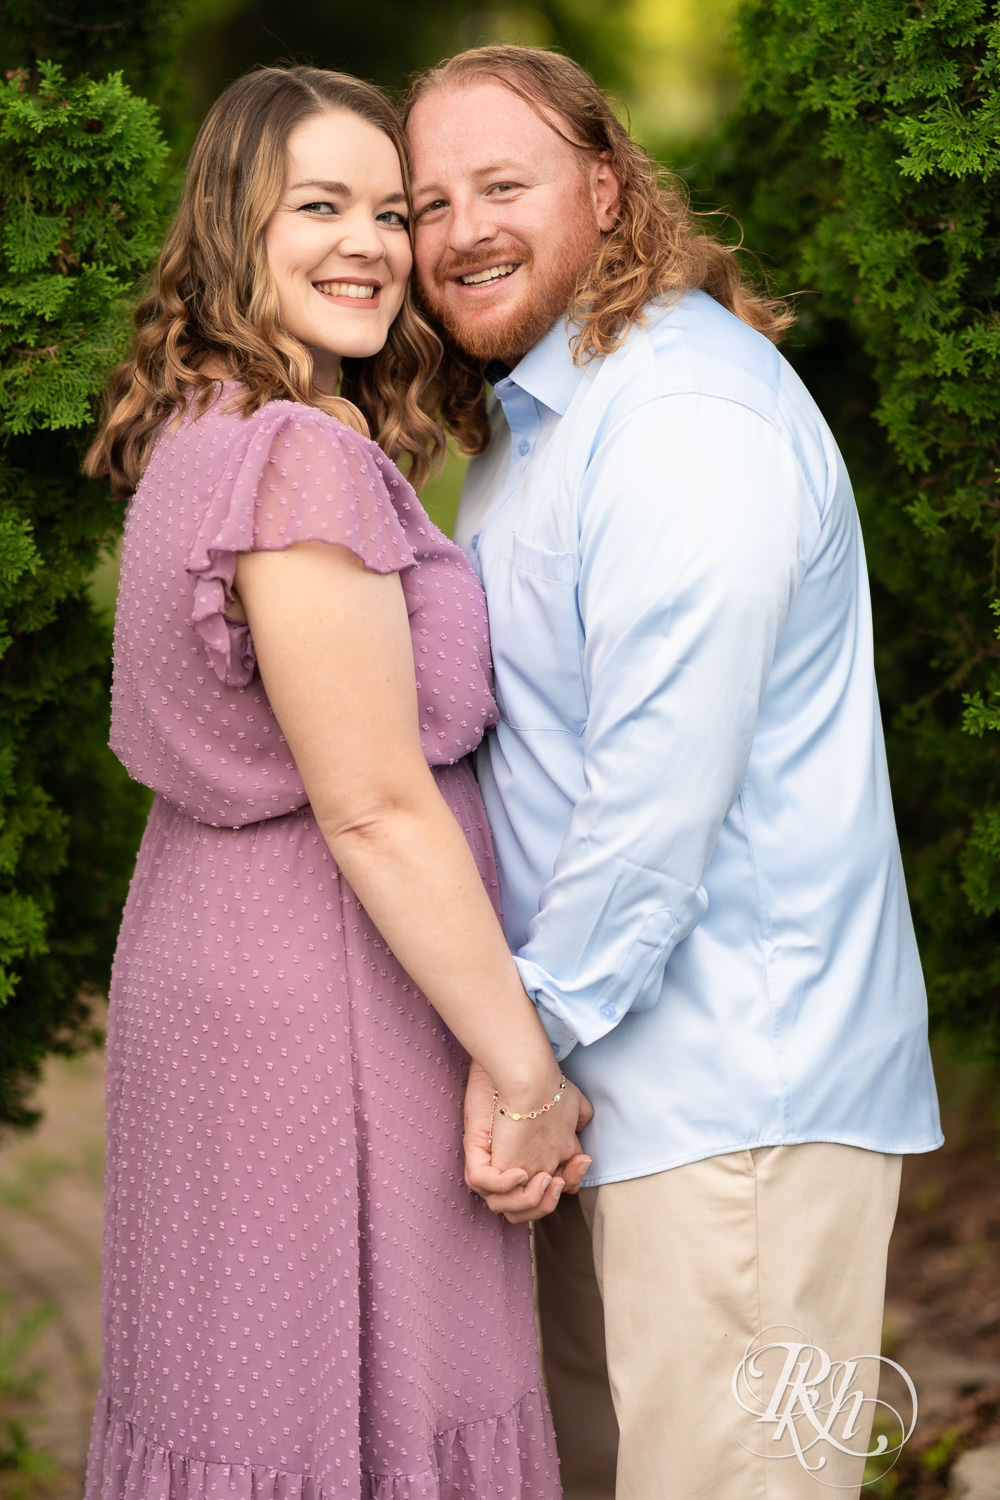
[464,1060,593,1224]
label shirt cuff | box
[538,1008,579,1061]
[514,957,580,1060]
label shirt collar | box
[502,317,586,416]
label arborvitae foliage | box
[0,65,167,1127]
[710,1,1000,1058]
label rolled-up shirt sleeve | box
[513,393,820,1054]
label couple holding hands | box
[85,44,940,1500]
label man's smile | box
[459,263,518,286]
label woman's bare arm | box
[235,540,590,1185]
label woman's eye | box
[377,210,409,228]
[299,201,336,215]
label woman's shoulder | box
[143,386,428,552]
[187,388,410,488]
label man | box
[406,46,941,1499]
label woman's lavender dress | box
[85,393,560,1500]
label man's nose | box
[447,198,497,254]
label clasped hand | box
[463,1060,593,1223]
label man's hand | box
[464,1059,592,1224]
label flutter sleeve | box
[188,402,417,687]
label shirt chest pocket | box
[485,531,588,734]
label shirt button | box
[517,439,530,456]
[600,1002,617,1020]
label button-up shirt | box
[457,290,941,1185]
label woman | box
[83,66,587,1500]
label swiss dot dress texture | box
[85,391,561,1500]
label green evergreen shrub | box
[0,64,167,1127]
[709,0,1000,1057]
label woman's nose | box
[335,212,386,259]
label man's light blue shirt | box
[457,290,941,1186]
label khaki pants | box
[535,1144,902,1499]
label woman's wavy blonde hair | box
[87,66,444,496]
[405,46,794,456]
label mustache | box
[433,248,529,286]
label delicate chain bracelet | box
[488,1075,568,1150]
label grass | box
[0,1295,61,1500]
[0,1155,72,1215]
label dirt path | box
[0,1044,997,1498]
[0,1048,105,1497]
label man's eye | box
[491,182,518,194]
[415,199,447,219]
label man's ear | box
[592,151,621,232]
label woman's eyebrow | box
[288,178,351,193]
[288,180,408,206]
